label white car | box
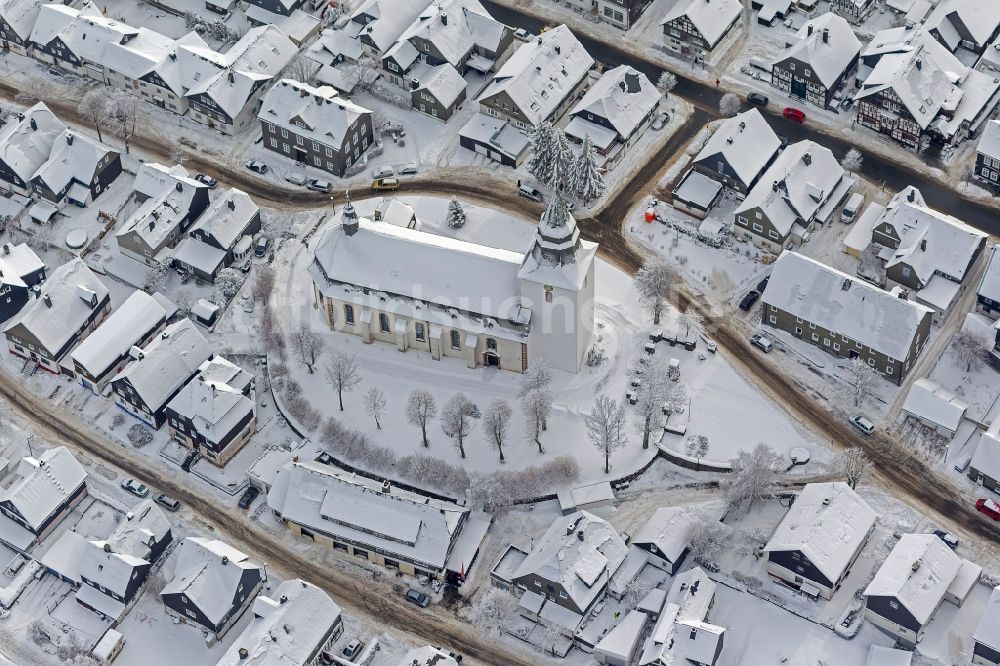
[372,166,394,179]
[398,163,418,175]
[750,334,773,353]
[850,415,875,436]
[285,173,307,186]
[121,478,149,498]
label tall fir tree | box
[550,130,576,193]
[446,197,466,228]
[527,122,555,185]
[574,136,605,204]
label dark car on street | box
[405,589,430,607]
[238,485,260,509]
[747,92,769,107]
[739,290,760,311]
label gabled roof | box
[71,290,166,378]
[974,585,1000,652]
[189,188,258,250]
[0,447,86,531]
[631,507,695,563]
[132,162,203,200]
[415,63,467,107]
[762,252,932,361]
[166,357,254,445]
[570,65,660,141]
[111,318,213,414]
[775,12,860,88]
[925,0,1000,50]
[216,579,342,666]
[0,0,46,42]
[901,377,969,432]
[511,511,628,612]
[878,186,986,285]
[970,420,1000,483]
[163,537,262,626]
[979,245,1000,305]
[694,108,780,187]
[352,0,434,54]
[103,29,210,98]
[395,0,506,66]
[0,102,65,183]
[30,2,136,62]
[3,258,108,356]
[0,243,43,290]
[864,534,962,624]
[106,499,172,561]
[259,79,372,149]
[978,119,1000,161]
[661,0,742,47]
[80,540,147,596]
[736,140,845,235]
[117,163,207,251]
[32,128,115,195]
[399,646,460,666]
[763,482,876,584]
[267,461,468,570]
[476,24,593,127]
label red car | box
[783,107,806,123]
[976,498,1000,520]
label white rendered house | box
[309,197,596,373]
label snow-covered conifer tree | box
[573,135,605,204]
[446,197,467,229]
[527,122,555,185]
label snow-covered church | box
[308,198,597,373]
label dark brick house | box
[771,13,860,108]
[0,243,45,323]
[660,0,742,54]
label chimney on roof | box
[802,152,812,166]
[441,12,447,25]
[911,560,920,572]
[727,137,733,144]
[32,285,40,299]
[238,648,249,660]
[577,529,584,541]
[915,58,922,70]
[739,121,746,131]
[382,479,391,494]
[822,28,829,44]
[279,594,288,604]
[149,220,155,232]
[169,52,176,61]
[772,180,779,192]
[43,294,51,307]
[227,198,235,211]
[176,181,184,193]
[907,189,916,202]
[228,70,235,84]
[66,132,74,146]
[161,330,170,339]
[554,44,561,55]
[842,279,851,291]
[29,117,37,131]
[807,24,814,36]
[2,244,9,255]
[103,542,112,553]
[222,555,229,565]
[920,238,927,251]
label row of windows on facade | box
[342,304,498,351]
[303,527,435,575]
[265,122,362,155]
[772,313,900,374]
[736,215,784,241]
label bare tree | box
[837,445,869,489]
[283,55,318,83]
[634,258,677,324]
[523,388,552,453]
[953,329,986,372]
[405,389,437,447]
[623,577,655,608]
[465,587,518,637]
[736,527,770,558]
[656,71,678,95]
[352,57,381,92]
[586,394,627,473]
[78,87,110,142]
[363,387,386,430]
[634,357,670,449]
[724,442,780,513]
[519,361,553,429]
[289,323,325,374]
[843,357,881,407]
[323,351,360,409]
[441,393,478,459]
[483,398,512,463]
[107,89,141,154]
[142,262,169,294]
[688,515,730,566]
[15,76,51,104]
[677,306,703,338]
[26,619,49,647]
[719,92,740,117]
[841,147,863,174]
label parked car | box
[516,181,543,202]
[285,173,307,186]
[194,173,218,189]
[238,485,260,509]
[750,334,773,353]
[243,299,255,314]
[976,498,1000,520]
[782,107,806,123]
[932,530,959,549]
[372,166,394,179]
[841,192,864,223]
[307,179,332,193]
[841,97,854,111]
[371,177,400,191]
[747,92,769,107]
[121,478,149,498]
[699,333,717,353]
[154,494,180,512]
[849,415,875,436]
[405,589,430,607]
[738,289,760,311]
[254,237,270,257]
[245,160,268,174]
[342,639,364,660]
[756,276,770,293]
[651,112,669,131]
[48,67,63,77]
[513,27,532,41]
[398,162,418,175]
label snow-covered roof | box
[458,112,530,159]
[736,140,846,235]
[3,258,108,357]
[901,377,969,432]
[511,511,628,613]
[660,0,742,47]
[0,243,43,290]
[351,0,434,54]
[307,27,365,64]
[163,537,262,626]
[311,206,528,323]
[111,318,213,414]
[30,3,137,65]
[374,198,420,230]
[974,585,1000,652]
[867,646,913,666]
[0,446,86,532]
[0,0,46,42]
[694,109,780,188]
[394,0,507,67]
[979,119,1000,161]
[245,6,319,45]
[102,28,210,99]
[173,237,226,276]
[106,499,172,561]
[71,290,165,379]
[673,169,723,208]
[640,567,725,666]
[570,66,660,141]
[81,540,147,597]
[877,186,987,286]
[594,610,647,661]
[268,461,468,570]
[518,198,597,292]
[31,128,115,196]
[477,25,593,127]
[166,357,254,446]
[117,164,207,252]
[132,162,202,200]
[259,79,371,150]
[189,188,258,251]
[970,422,1000,484]
[415,63,467,107]
[980,245,1000,306]
[40,529,87,583]
[0,102,65,183]
[216,579,342,666]
[398,646,460,666]
[864,533,964,625]
[775,12,860,88]
[632,507,696,564]
[762,252,932,361]
[925,0,1000,50]
[764,482,876,584]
